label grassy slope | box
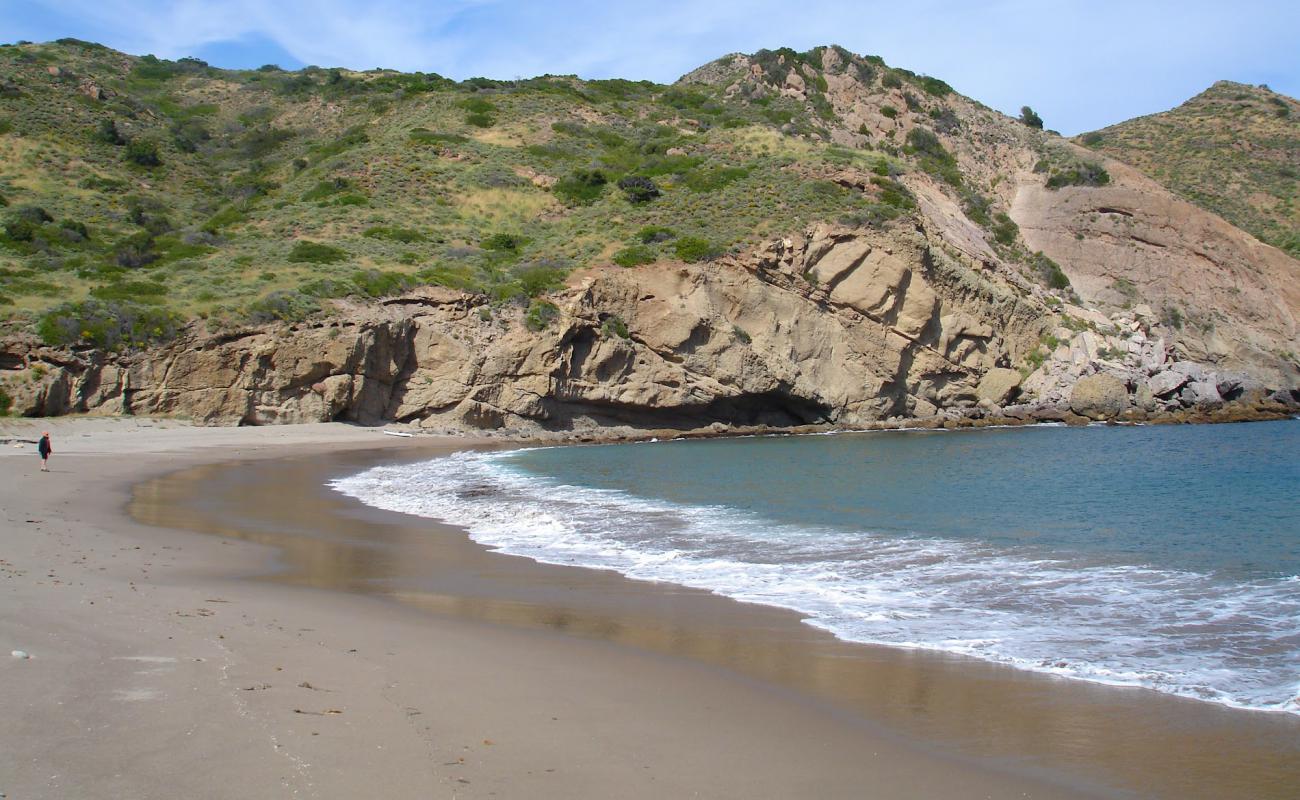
[1079,81,1300,258]
[0,40,921,348]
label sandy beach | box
[2,418,1297,799]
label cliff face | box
[0,224,1030,427]
[681,50,1300,390]
[1009,152,1300,387]
[4,221,1292,431]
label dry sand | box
[1,417,1295,799]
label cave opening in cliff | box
[700,391,834,427]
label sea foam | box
[331,448,1300,715]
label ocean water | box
[331,421,1300,714]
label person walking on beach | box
[38,431,52,472]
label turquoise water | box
[333,420,1300,713]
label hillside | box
[1,40,1297,429]
[0,40,930,334]
[1078,81,1300,258]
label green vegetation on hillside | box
[1080,81,1300,258]
[0,40,1079,350]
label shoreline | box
[136,426,1300,797]
[1,418,1296,798]
[409,420,1299,719]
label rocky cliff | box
[3,219,1295,432]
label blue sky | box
[2,1,1297,134]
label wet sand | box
[3,419,1297,798]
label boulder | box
[1180,380,1222,406]
[911,397,938,418]
[1147,370,1189,398]
[1140,338,1167,375]
[1029,404,1071,422]
[1134,383,1156,411]
[975,368,1023,406]
[999,403,1036,420]
[1168,361,1205,382]
[1215,373,1267,402]
[1069,373,1130,420]
[1267,389,1299,407]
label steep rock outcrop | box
[1010,153,1299,386]
[3,214,1294,431]
[1,224,1048,430]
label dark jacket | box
[38,436,51,457]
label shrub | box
[308,125,368,160]
[95,118,125,145]
[838,203,903,229]
[600,315,630,339]
[992,213,1020,245]
[113,231,158,268]
[905,127,961,187]
[681,166,748,193]
[930,107,961,135]
[881,71,902,89]
[465,112,495,128]
[1080,132,1104,147]
[302,177,353,201]
[482,232,526,252]
[37,300,183,349]
[515,262,566,297]
[300,278,354,298]
[879,105,898,119]
[764,107,795,125]
[810,94,835,121]
[1019,106,1044,129]
[674,236,721,262]
[3,206,53,242]
[171,117,211,152]
[918,76,953,97]
[246,290,320,323]
[1045,162,1110,189]
[612,245,655,267]
[130,54,179,83]
[352,269,413,298]
[89,280,168,302]
[288,241,347,264]
[1031,251,1070,290]
[870,176,916,210]
[203,204,246,233]
[617,175,660,203]
[524,299,559,331]
[363,226,427,243]
[637,225,675,244]
[240,126,295,158]
[460,96,497,114]
[0,387,10,416]
[553,170,608,206]
[124,138,162,167]
[126,198,173,234]
[409,128,467,145]
[962,193,991,227]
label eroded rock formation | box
[4,221,1294,432]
